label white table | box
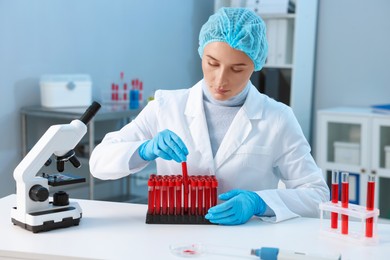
[1,195,389,259]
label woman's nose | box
[215,68,228,87]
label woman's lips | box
[215,88,229,94]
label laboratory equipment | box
[366,174,375,237]
[341,172,349,234]
[40,74,92,108]
[169,243,341,259]
[145,162,218,224]
[319,171,380,245]
[331,170,339,229]
[11,102,101,233]
[250,247,341,260]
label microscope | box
[11,102,101,233]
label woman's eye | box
[208,62,218,67]
[232,68,243,72]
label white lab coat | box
[90,80,329,222]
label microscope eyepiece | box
[79,101,101,125]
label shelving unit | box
[215,0,317,141]
[316,107,390,220]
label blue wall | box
[0,0,214,197]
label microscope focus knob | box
[53,191,69,206]
[29,185,49,202]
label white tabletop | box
[1,194,389,260]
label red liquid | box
[169,180,175,215]
[182,162,189,214]
[147,179,155,215]
[155,181,161,215]
[341,182,349,234]
[190,179,197,215]
[331,183,339,229]
[211,179,218,207]
[175,179,182,215]
[161,180,168,215]
[205,181,211,212]
[198,179,204,215]
[366,181,375,237]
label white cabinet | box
[215,0,317,140]
[316,107,390,220]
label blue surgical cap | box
[198,7,268,71]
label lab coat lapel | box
[214,85,264,170]
[185,81,214,170]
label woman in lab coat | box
[90,7,329,224]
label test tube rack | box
[145,174,218,225]
[319,171,379,245]
[319,201,380,245]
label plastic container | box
[385,146,390,169]
[40,74,92,108]
[334,142,360,165]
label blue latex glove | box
[138,129,188,163]
[205,189,266,225]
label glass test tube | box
[205,179,211,213]
[155,179,161,215]
[198,179,204,215]
[182,162,189,214]
[211,178,218,207]
[341,172,349,235]
[169,179,175,215]
[175,178,182,215]
[162,179,168,215]
[366,174,375,237]
[147,179,155,215]
[190,178,197,215]
[331,170,339,229]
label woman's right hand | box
[138,129,188,162]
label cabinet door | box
[317,113,371,174]
[371,117,390,218]
[371,117,390,175]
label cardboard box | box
[334,141,360,165]
[40,74,92,108]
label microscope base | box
[11,202,82,233]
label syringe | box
[250,247,341,260]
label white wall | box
[312,0,390,153]
[314,0,390,112]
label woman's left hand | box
[205,189,266,225]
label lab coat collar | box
[185,79,266,171]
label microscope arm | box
[14,120,87,184]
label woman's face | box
[202,42,254,101]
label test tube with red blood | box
[211,177,218,207]
[341,172,349,235]
[168,178,175,215]
[123,83,128,101]
[366,174,375,237]
[175,178,182,215]
[111,83,116,101]
[182,162,189,214]
[147,178,155,215]
[155,179,161,215]
[204,178,211,213]
[331,170,339,229]
[198,179,205,215]
[190,178,198,215]
[161,179,168,215]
